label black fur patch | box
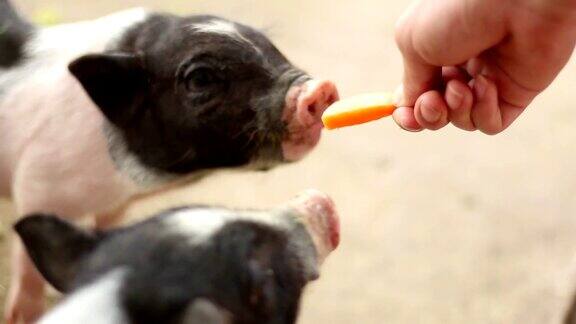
[14,214,101,292]
[0,0,34,68]
[116,221,306,324]
[72,217,307,324]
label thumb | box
[394,0,508,107]
[394,1,442,107]
[397,54,441,107]
[393,16,442,130]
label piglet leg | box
[4,239,46,324]
[5,158,83,323]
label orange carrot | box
[322,92,396,130]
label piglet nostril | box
[308,103,317,116]
[295,80,339,125]
[326,94,337,105]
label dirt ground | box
[2,0,576,323]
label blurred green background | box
[2,0,576,323]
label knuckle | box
[394,20,412,54]
[412,41,443,66]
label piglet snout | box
[295,80,338,126]
[282,80,339,162]
[287,189,340,263]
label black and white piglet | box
[15,190,340,324]
[0,1,338,322]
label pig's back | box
[0,9,147,211]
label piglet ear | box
[14,214,101,293]
[182,298,232,324]
[68,53,148,126]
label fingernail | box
[474,75,487,99]
[398,116,422,132]
[401,126,422,132]
[392,107,422,132]
[446,84,463,111]
[420,100,440,123]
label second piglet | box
[16,190,340,324]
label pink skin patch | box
[288,189,341,263]
[282,80,339,161]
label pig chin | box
[281,122,324,162]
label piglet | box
[15,190,340,324]
[0,0,339,322]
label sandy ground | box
[2,0,576,323]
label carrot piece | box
[322,92,396,130]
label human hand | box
[394,0,576,134]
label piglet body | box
[0,9,146,212]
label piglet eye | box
[185,67,223,91]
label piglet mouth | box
[288,189,341,259]
[282,80,339,162]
